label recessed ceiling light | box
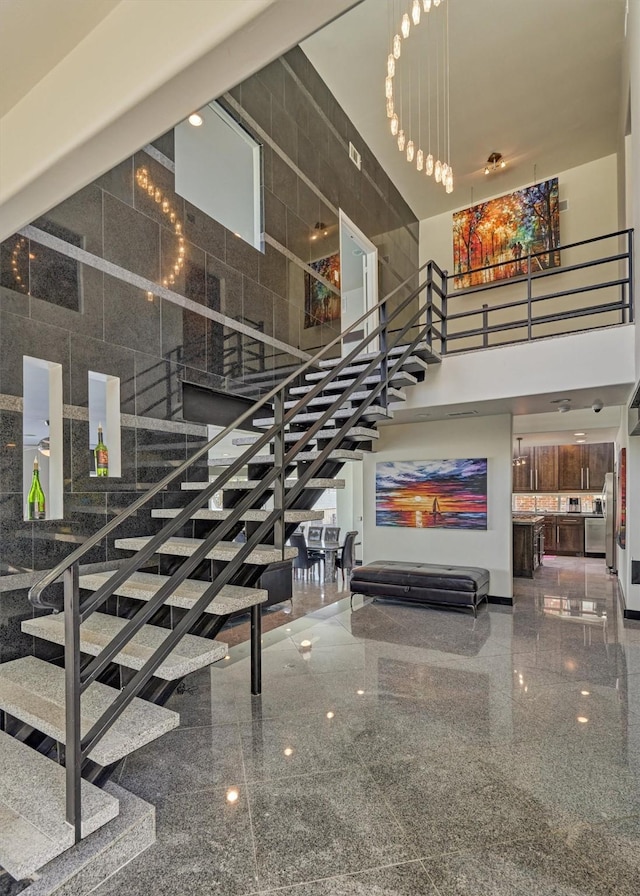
[574,432,586,436]
[576,439,586,443]
[188,112,204,127]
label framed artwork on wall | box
[453,177,561,289]
[304,252,341,328]
[376,458,488,530]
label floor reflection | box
[96,556,640,896]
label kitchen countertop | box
[513,512,604,519]
[513,515,545,525]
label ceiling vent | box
[349,142,362,170]
[446,410,479,418]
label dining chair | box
[335,530,358,583]
[306,526,323,546]
[324,526,340,545]
[290,533,321,580]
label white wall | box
[420,155,622,350]
[363,414,513,599]
[420,154,618,272]
[336,462,364,562]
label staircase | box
[0,261,445,886]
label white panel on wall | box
[175,101,262,251]
[362,414,513,598]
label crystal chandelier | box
[385,0,453,193]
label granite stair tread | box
[207,448,363,465]
[151,508,324,523]
[293,371,417,390]
[22,613,227,680]
[232,427,378,445]
[318,342,439,368]
[78,570,269,616]
[115,536,298,565]
[0,728,120,880]
[284,387,405,409]
[183,477,345,491]
[0,657,179,768]
[254,406,392,427]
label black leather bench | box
[350,561,490,617]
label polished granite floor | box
[92,556,640,895]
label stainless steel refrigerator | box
[603,472,616,572]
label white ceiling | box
[303,0,627,220]
[0,0,121,117]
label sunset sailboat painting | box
[376,459,488,530]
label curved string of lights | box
[135,167,186,296]
[385,0,453,193]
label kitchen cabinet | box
[543,515,585,556]
[512,447,534,491]
[557,443,613,491]
[513,446,557,492]
[513,516,545,577]
[556,516,584,555]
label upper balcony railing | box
[438,228,634,354]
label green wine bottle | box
[95,423,109,477]
[27,457,46,520]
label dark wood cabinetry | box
[543,515,584,555]
[513,517,545,577]
[557,443,613,491]
[515,442,613,493]
[513,446,556,492]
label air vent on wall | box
[559,199,569,212]
[349,142,362,170]
[446,410,479,418]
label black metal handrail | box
[445,228,633,350]
[28,256,443,842]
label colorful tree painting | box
[304,253,341,328]
[453,178,561,289]
[376,458,488,530]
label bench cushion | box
[351,561,490,594]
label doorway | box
[339,211,378,357]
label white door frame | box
[339,210,379,356]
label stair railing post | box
[379,299,389,410]
[425,267,433,352]
[441,269,448,355]
[273,391,286,558]
[64,561,82,844]
[526,251,533,340]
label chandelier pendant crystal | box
[384,0,453,193]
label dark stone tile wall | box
[0,45,418,626]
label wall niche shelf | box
[88,371,121,477]
[23,356,63,521]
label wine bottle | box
[95,423,109,477]
[27,457,46,520]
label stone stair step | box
[182,477,345,491]
[284,387,405,410]
[207,448,363,465]
[22,613,227,681]
[254,405,393,427]
[318,342,439,368]
[115,536,298,565]
[232,431,318,447]
[293,370,417,391]
[0,728,120,880]
[232,426,378,446]
[151,508,324,524]
[0,657,179,768]
[79,570,269,616]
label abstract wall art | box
[453,177,560,288]
[304,252,341,328]
[376,458,488,530]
